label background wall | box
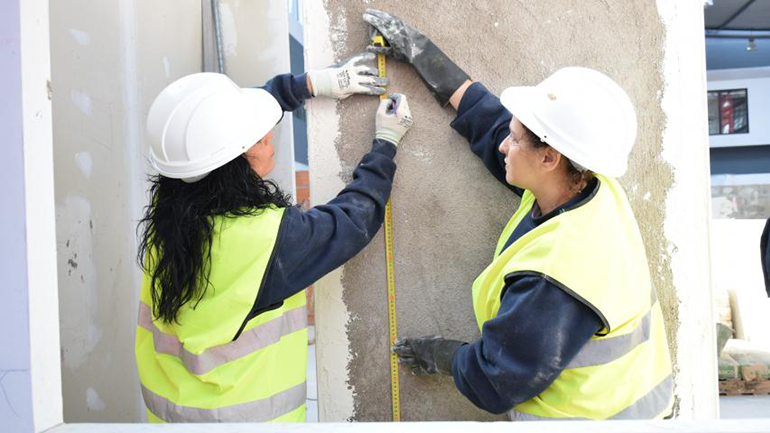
[307,0,717,422]
[49,0,293,422]
[708,67,770,148]
[707,67,770,219]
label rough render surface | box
[314,0,676,421]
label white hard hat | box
[146,72,281,182]
[500,67,637,178]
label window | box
[708,88,749,135]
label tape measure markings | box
[373,33,401,423]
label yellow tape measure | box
[373,33,401,422]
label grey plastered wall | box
[307,0,715,422]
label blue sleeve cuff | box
[371,138,397,159]
[456,82,492,117]
[291,73,312,102]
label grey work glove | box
[375,93,413,146]
[392,336,465,376]
[308,52,389,99]
[363,9,470,106]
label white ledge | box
[46,419,770,433]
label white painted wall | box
[219,0,296,195]
[1,0,63,431]
[707,67,770,148]
[657,0,718,418]
[302,0,353,422]
[711,219,770,349]
[50,0,294,423]
[50,1,200,422]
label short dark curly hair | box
[520,123,594,192]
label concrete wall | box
[307,0,717,421]
[1,0,63,431]
[50,0,293,422]
[708,67,770,148]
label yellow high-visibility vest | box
[135,207,309,423]
[472,175,673,420]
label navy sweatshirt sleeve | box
[451,275,604,414]
[251,139,397,313]
[260,73,312,112]
[449,82,523,196]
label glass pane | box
[708,92,719,135]
[718,89,748,134]
[728,90,748,133]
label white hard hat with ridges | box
[147,73,282,182]
[500,67,637,178]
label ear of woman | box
[539,146,563,173]
[243,131,276,177]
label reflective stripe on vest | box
[472,175,673,420]
[137,301,307,375]
[509,374,673,421]
[141,381,306,423]
[566,307,650,370]
[135,207,309,423]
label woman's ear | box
[541,146,562,172]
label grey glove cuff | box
[306,69,326,98]
[433,339,465,376]
[411,40,470,106]
[374,132,400,146]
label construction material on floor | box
[712,219,770,397]
[719,339,770,396]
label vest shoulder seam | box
[502,270,611,335]
[232,208,289,341]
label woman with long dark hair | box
[134,54,413,423]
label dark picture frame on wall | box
[708,88,749,136]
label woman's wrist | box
[449,80,473,111]
[306,74,314,97]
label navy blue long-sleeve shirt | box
[448,82,605,414]
[240,73,397,323]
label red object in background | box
[295,170,314,328]
[720,94,734,134]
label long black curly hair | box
[137,155,292,324]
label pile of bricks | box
[719,338,770,396]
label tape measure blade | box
[373,32,400,422]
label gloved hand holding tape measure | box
[308,52,389,99]
[375,93,413,147]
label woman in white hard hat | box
[365,10,674,420]
[134,54,413,423]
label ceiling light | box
[747,38,758,51]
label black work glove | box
[363,9,470,106]
[392,336,465,376]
